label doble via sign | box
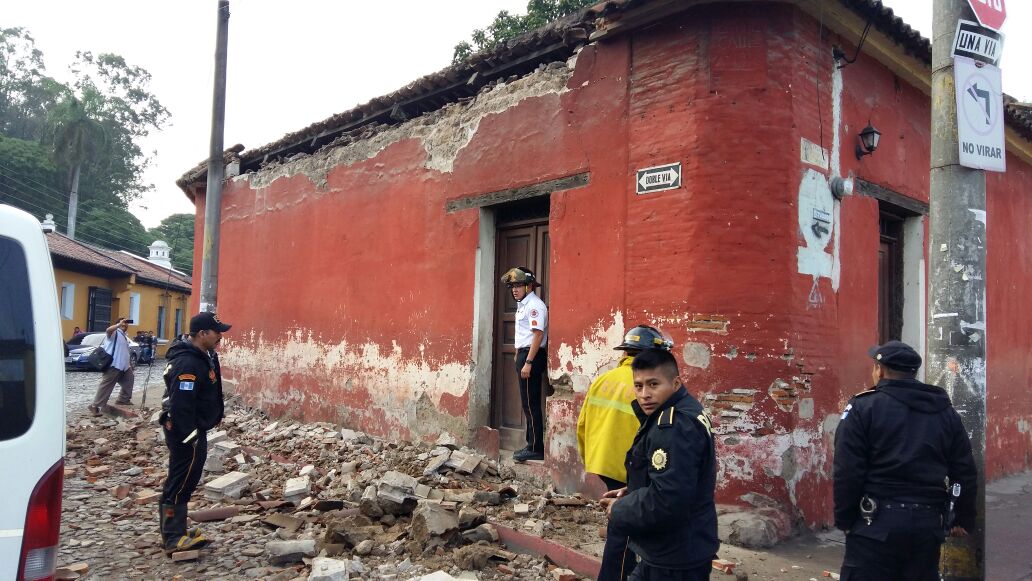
[636,162,682,195]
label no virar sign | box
[636,162,682,194]
[954,56,1005,172]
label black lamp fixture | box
[855,122,881,159]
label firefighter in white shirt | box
[500,266,548,462]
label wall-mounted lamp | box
[855,123,881,159]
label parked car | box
[0,204,65,580]
[64,332,141,370]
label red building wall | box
[986,156,1032,479]
[188,3,1032,527]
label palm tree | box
[51,94,105,239]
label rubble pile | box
[57,402,605,580]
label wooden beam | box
[856,178,928,215]
[445,173,590,213]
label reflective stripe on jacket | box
[576,356,638,483]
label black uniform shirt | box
[609,386,719,569]
[162,339,225,443]
[833,378,977,532]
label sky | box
[4,1,1029,228]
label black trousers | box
[599,475,637,581]
[161,428,208,507]
[628,562,712,581]
[515,348,546,452]
[841,508,944,581]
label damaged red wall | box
[187,2,1032,529]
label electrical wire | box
[0,167,149,234]
[0,168,188,260]
[0,183,190,275]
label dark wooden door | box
[87,287,112,332]
[493,220,550,450]
[878,212,904,344]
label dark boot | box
[162,503,208,554]
[159,503,173,537]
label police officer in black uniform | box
[834,340,977,580]
[158,312,231,554]
[602,348,719,580]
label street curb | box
[491,521,602,579]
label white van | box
[0,205,65,580]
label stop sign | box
[967,0,1006,32]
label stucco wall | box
[187,3,1032,528]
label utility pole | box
[199,0,230,314]
[929,0,986,579]
[66,165,80,239]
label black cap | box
[868,340,921,371]
[190,312,232,333]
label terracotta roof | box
[108,250,193,293]
[46,232,136,277]
[45,231,193,293]
[177,0,1031,196]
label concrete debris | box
[717,505,794,549]
[170,549,201,562]
[283,475,312,503]
[59,394,604,579]
[310,556,352,581]
[411,501,459,542]
[203,470,251,500]
[267,539,317,564]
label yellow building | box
[44,222,192,358]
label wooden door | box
[878,212,904,344]
[87,287,112,332]
[493,220,550,450]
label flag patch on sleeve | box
[179,381,195,391]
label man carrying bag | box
[88,317,135,416]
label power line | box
[0,169,171,237]
[0,162,194,271]
[0,162,191,236]
[0,160,122,209]
[0,193,143,251]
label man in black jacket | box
[158,312,231,554]
[834,340,977,580]
[602,348,719,580]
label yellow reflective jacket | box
[576,356,639,483]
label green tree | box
[66,51,170,205]
[148,213,194,274]
[51,95,106,239]
[452,0,596,63]
[0,28,169,238]
[0,134,61,223]
[76,201,150,256]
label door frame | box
[461,173,589,437]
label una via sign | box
[636,162,681,194]
[952,20,1003,66]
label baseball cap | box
[868,340,921,371]
[190,311,232,333]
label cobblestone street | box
[64,361,168,417]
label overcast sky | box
[4,1,1028,228]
